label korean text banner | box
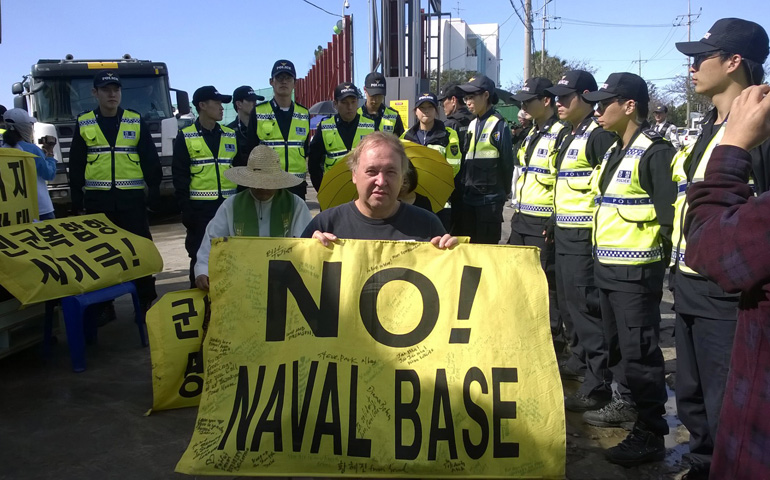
[176,238,565,478]
[0,149,38,225]
[0,214,163,304]
[147,288,209,412]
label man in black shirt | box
[69,70,161,310]
[304,131,455,247]
[227,85,263,167]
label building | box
[428,18,500,85]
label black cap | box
[192,86,232,106]
[364,72,387,95]
[545,70,597,97]
[271,60,297,78]
[511,77,553,101]
[676,18,769,64]
[582,73,649,104]
[334,82,359,101]
[415,92,438,108]
[93,70,121,88]
[653,105,668,114]
[438,83,461,101]
[232,86,264,103]
[458,75,496,95]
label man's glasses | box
[692,50,722,70]
[555,92,577,104]
[596,97,620,114]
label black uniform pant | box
[600,288,668,436]
[509,228,561,341]
[89,207,157,304]
[287,181,307,201]
[556,253,611,398]
[183,210,215,288]
[675,313,736,471]
[457,202,503,244]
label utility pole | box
[675,0,701,125]
[524,0,532,80]
[541,0,547,74]
[631,51,648,76]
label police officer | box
[401,92,462,175]
[308,82,375,191]
[172,86,238,287]
[583,73,676,466]
[247,60,310,200]
[672,18,770,479]
[228,85,263,167]
[454,75,513,244]
[545,71,618,411]
[438,83,473,148]
[358,72,404,136]
[510,77,569,350]
[69,70,161,312]
[650,106,680,150]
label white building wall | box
[427,18,500,85]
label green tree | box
[530,50,597,84]
[429,69,477,94]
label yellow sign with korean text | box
[389,100,409,131]
[147,289,210,412]
[176,238,565,478]
[0,148,39,225]
[0,214,163,304]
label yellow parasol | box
[316,140,455,213]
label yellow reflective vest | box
[182,124,238,200]
[515,119,568,217]
[554,118,601,228]
[464,115,502,194]
[254,101,309,178]
[400,126,462,176]
[592,132,664,265]
[670,125,726,274]
[78,109,144,191]
[359,106,400,133]
[319,116,375,171]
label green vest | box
[554,119,601,228]
[182,124,238,200]
[516,120,568,217]
[319,116,375,171]
[592,133,663,265]
[231,189,295,237]
[254,101,309,177]
[78,110,144,190]
[670,125,726,275]
[359,106,399,133]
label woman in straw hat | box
[194,145,312,290]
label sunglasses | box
[692,50,722,70]
[595,97,620,114]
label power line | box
[555,17,671,28]
[299,0,339,17]
[507,0,528,28]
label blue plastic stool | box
[44,281,148,372]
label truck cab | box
[12,55,191,205]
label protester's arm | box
[639,143,676,260]
[193,200,234,290]
[172,130,191,212]
[138,119,162,207]
[68,123,87,213]
[32,144,57,181]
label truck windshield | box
[33,76,173,123]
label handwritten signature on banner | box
[0,214,163,304]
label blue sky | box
[0,0,764,108]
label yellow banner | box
[0,214,163,304]
[0,149,39,225]
[147,289,210,411]
[176,238,565,478]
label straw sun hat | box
[224,145,303,190]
